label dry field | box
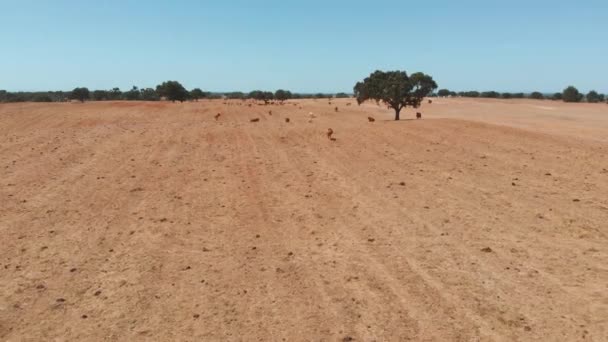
[1,98,607,341]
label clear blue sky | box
[1,0,607,93]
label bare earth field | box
[1,98,607,341]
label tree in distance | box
[459,91,480,98]
[156,81,189,102]
[71,87,90,102]
[335,92,350,98]
[124,86,141,101]
[437,89,451,97]
[225,92,245,100]
[92,90,109,101]
[354,70,437,120]
[529,92,544,100]
[552,92,563,101]
[586,90,602,103]
[33,94,53,102]
[481,91,500,98]
[274,89,292,103]
[190,88,207,101]
[263,91,274,104]
[109,88,122,100]
[562,86,583,103]
[140,88,160,101]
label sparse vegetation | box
[354,70,437,120]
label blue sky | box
[1,0,607,93]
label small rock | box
[481,247,493,253]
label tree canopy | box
[586,90,602,103]
[437,89,451,97]
[156,81,189,102]
[71,87,90,102]
[249,90,274,104]
[562,86,583,103]
[190,88,207,101]
[529,92,544,100]
[274,89,292,103]
[354,70,437,120]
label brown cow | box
[368,116,375,122]
[416,112,422,119]
[250,118,260,122]
[326,128,334,140]
[214,113,221,121]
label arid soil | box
[1,98,607,341]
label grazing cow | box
[285,118,290,123]
[250,118,260,122]
[326,128,334,140]
[214,113,221,121]
[368,116,375,122]
[416,112,422,119]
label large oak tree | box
[354,70,437,120]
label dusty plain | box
[1,98,607,341]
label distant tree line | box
[434,86,606,103]
[0,82,353,103]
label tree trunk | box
[394,107,401,121]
